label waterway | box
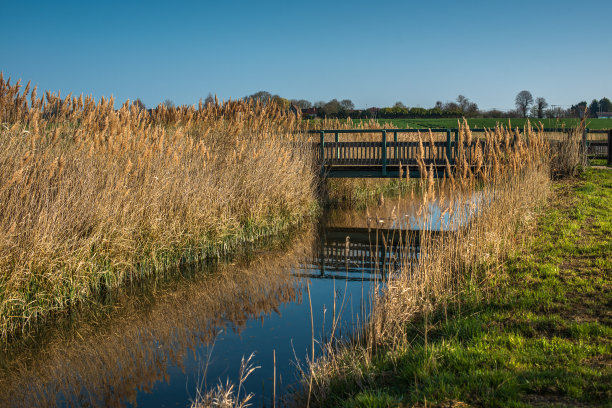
[0,192,474,407]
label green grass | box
[318,169,612,407]
[590,159,611,167]
[314,118,612,130]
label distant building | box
[290,105,318,119]
[302,108,318,118]
[598,112,612,118]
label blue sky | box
[2,0,611,110]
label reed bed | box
[298,120,584,406]
[0,74,317,339]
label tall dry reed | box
[0,74,317,339]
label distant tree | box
[599,97,612,112]
[506,109,522,119]
[543,108,556,119]
[483,108,505,117]
[435,101,443,109]
[545,106,570,119]
[133,98,146,110]
[443,101,460,112]
[340,99,355,111]
[466,102,479,116]
[515,91,533,117]
[570,101,588,118]
[530,97,548,119]
[429,107,443,117]
[204,93,214,106]
[456,95,470,112]
[271,96,290,110]
[162,99,175,109]
[313,101,326,109]
[290,99,312,109]
[588,99,600,117]
[409,107,427,117]
[245,91,272,104]
[380,103,410,118]
[453,95,479,116]
[322,99,341,116]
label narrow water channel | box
[0,193,475,407]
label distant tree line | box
[568,98,612,118]
[145,90,612,120]
[514,90,612,119]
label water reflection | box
[0,191,477,407]
[0,231,311,407]
[327,189,482,232]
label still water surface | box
[0,194,471,407]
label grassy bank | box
[307,168,611,407]
[591,158,611,167]
[0,76,318,339]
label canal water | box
[0,193,474,407]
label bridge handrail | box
[307,128,606,134]
[310,127,611,176]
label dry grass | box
[298,120,572,406]
[191,353,259,408]
[0,74,317,339]
[549,125,586,177]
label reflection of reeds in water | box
[0,229,316,408]
[299,121,572,405]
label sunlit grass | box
[305,168,611,407]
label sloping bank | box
[301,167,611,407]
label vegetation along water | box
[0,74,610,407]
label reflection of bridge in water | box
[297,226,445,281]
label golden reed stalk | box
[0,74,318,339]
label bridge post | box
[446,129,452,163]
[454,129,459,164]
[382,130,387,177]
[335,132,339,159]
[320,131,325,176]
[608,129,612,166]
[394,131,398,161]
[582,128,588,166]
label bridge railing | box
[585,129,611,163]
[307,128,611,176]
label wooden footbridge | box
[309,128,612,178]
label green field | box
[320,117,612,130]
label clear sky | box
[2,0,611,110]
